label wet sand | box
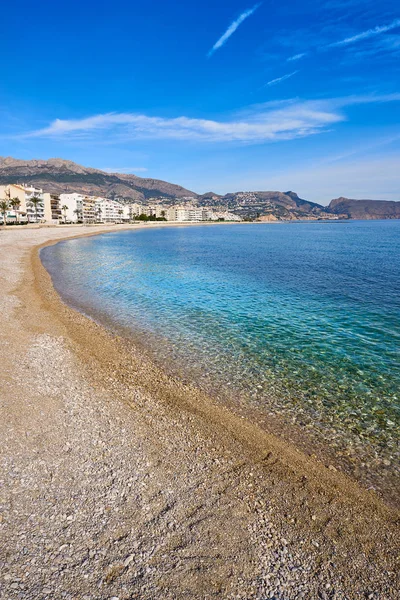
[1,224,399,599]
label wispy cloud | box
[276,16,400,62]
[287,53,307,61]
[329,17,400,47]
[265,70,299,86]
[208,3,261,57]
[22,94,400,145]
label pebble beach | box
[1,225,399,600]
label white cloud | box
[208,3,261,57]
[265,70,299,86]
[329,17,400,47]
[24,94,400,145]
[287,53,307,61]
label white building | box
[59,193,85,223]
[212,211,242,222]
[168,206,210,222]
[154,205,168,219]
[123,203,145,220]
[22,186,46,223]
[164,205,242,223]
[59,193,97,224]
[124,204,168,219]
[141,206,155,217]
[95,197,125,223]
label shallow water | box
[41,222,400,485]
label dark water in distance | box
[42,221,400,478]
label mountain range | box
[0,156,399,221]
[0,157,194,201]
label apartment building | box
[82,196,97,224]
[0,185,22,223]
[166,207,178,221]
[165,205,242,222]
[95,198,125,223]
[0,183,46,223]
[168,206,210,222]
[59,193,85,223]
[43,193,62,224]
[154,205,168,219]
[122,203,144,220]
[142,206,156,217]
[59,193,97,224]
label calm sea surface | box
[42,221,400,483]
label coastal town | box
[0,183,242,226]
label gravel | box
[0,226,399,599]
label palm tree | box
[118,209,123,222]
[30,196,43,223]
[0,200,9,226]
[73,208,82,223]
[96,207,102,223]
[10,197,21,224]
[61,205,68,224]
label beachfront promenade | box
[0,225,398,599]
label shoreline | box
[1,225,399,598]
[31,232,400,530]
[40,224,399,509]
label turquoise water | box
[42,222,400,481]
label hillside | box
[328,197,400,220]
[197,190,327,220]
[0,157,196,202]
[0,156,398,220]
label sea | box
[41,221,400,497]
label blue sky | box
[1,0,399,203]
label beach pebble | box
[0,228,397,600]
[123,554,134,567]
